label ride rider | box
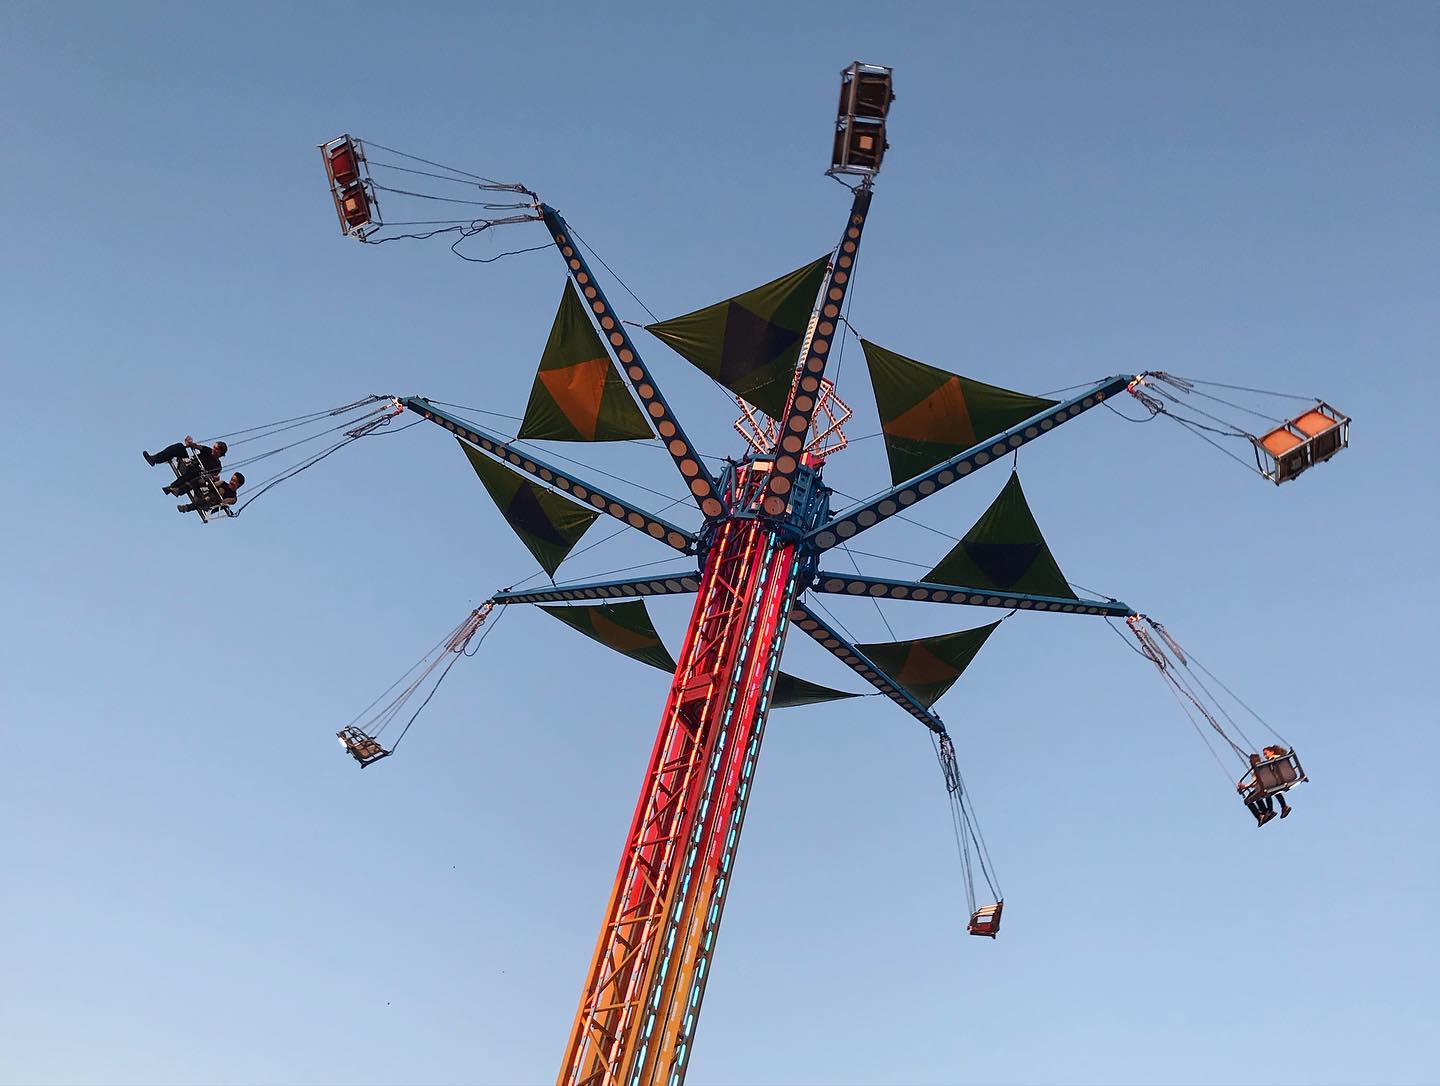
[176,472,245,515]
[143,436,228,496]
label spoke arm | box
[812,573,1134,617]
[403,397,696,553]
[538,205,725,519]
[762,187,874,516]
[788,601,946,736]
[807,374,1134,552]
[494,573,701,605]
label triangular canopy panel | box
[646,256,830,419]
[926,472,1077,599]
[857,622,1001,708]
[861,340,1058,484]
[518,282,653,442]
[540,600,678,671]
[770,672,860,709]
[538,600,856,709]
[460,441,599,577]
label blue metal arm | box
[537,205,726,520]
[761,187,874,517]
[494,572,702,606]
[403,397,697,554]
[789,601,946,736]
[807,374,1134,553]
[811,573,1134,617]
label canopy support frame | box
[538,205,726,520]
[811,572,1134,617]
[761,187,875,516]
[495,573,702,606]
[403,397,697,554]
[788,601,947,735]
[806,374,1134,552]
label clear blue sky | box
[2,3,1436,1084]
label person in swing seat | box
[177,472,245,514]
[1261,744,1293,819]
[1239,751,1291,826]
[143,437,228,495]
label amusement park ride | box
[158,63,1349,1085]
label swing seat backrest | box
[1254,754,1299,792]
[968,901,1003,938]
[337,726,391,767]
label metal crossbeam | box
[761,187,874,517]
[788,602,945,735]
[495,574,702,606]
[538,206,727,521]
[807,374,1134,552]
[811,573,1134,617]
[403,397,697,554]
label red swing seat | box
[968,900,1003,938]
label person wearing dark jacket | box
[144,437,228,496]
[177,472,245,515]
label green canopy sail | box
[857,622,1001,708]
[518,283,653,442]
[862,340,1058,484]
[771,672,860,709]
[645,256,829,419]
[540,600,856,708]
[460,441,598,577]
[540,600,678,671]
[926,472,1077,599]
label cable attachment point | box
[447,600,496,654]
[938,732,961,795]
[1126,615,1169,670]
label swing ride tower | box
[544,182,869,1082]
[290,59,1346,1086]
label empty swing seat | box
[337,725,391,768]
[326,139,360,187]
[968,901,1003,938]
[339,184,374,230]
[1253,403,1349,484]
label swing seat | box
[339,184,374,230]
[1240,751,1306,800]
[337,725,391,768]
[968,901,1003,938]
[1253,403,1349,484]
[326,139,361,187]
[175,470,236,524]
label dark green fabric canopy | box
[770,672,860,709]
[646,256,829,419]
[862,339,1058,484]
[518,283,653,442]
[540,600,678,671]
[857,623,1001,708]
[539,600,857,709]
[926,472,1077,599]
[460,441,598,577]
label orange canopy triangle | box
[883,375,978,447]
[538,356,612,441]
[896,644,962,688]
[590,611,664,655]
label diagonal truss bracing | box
[539,206,726,521]
[811,573,1134,617]
[403,397,697,553]
[807,374,1134,552]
